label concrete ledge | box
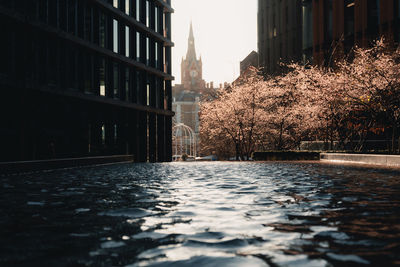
[253,151,320,161]
[0,155,134,175]
[320,153,400,167]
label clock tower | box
[172,22,216,157]
[181,22,205,91]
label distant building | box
[257,0,303,74]
[172,23,216,155]
[259,0,400,71]
[309,0,400,66]
[240,51,259,75]
[0,0,174,162]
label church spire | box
[186,22,197,60]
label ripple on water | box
[98,208,153,219]
[133,255,269,267]
[1,161,400,266]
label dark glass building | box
[305,0,400,66]
[260,0,399,69]
[258,0,303,74]
[0,0,174,163]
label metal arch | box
[172,123,197,159]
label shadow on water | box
[0,163,180,266]
[1,162,400,266]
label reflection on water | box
[1,162,400,266]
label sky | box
[171,0,258,86]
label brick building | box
[240,51,259,75]
[310,0,400,66]
[259,0,400,71]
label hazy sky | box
[171,0,258,86]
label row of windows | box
[110,0,166,35]
[0,23,168,110]
[0,0,168,36]
[0,0,170,73]
[90,111,166,162]
[111,19,165,70]
[259,2,300,40]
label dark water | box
[1,162,400,266]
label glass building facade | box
[307,0,398,66]
[258,0,303,74]
[0,0,174,162]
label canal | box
[1,162,400,266]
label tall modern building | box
[0,0,174,162]
[307,0,400,66]
[258,0,303,74]
[259,0,400,71]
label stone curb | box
[320,153,400,167]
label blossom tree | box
[200,40,400,158]
[200,67,265,160]
[337,40,400,151]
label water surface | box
[1,162,400,266]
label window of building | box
[155,42,159,69]
[102,124,106,145]
[344,0,355,36]
[113,0,118,9]
[59,0,68,31]
[146,37,150,65]
[77,1,85,38]
[292,38,296,55]
[100,12,106,48]
[398,0,400,19]
[84,4,92,42]
[155,78,160,108]
[125,68,130,101]
[136,31,140,60]
[38,37,47,85]
[147,83,150,105]
[48,1,58,27]
[48,39,57,86]
[285,6,288,25]
[302,0,313,50]
[88,124,92,153]
[84,53,93,94]
[113,124,118,144]
[136,0,140,21]
[125,26,130,57]
[99,58,106,96]
[261,16,264,34]
[114,62,119,98]
[325,0,333,41]
[155,6,159,32]
[125,0,130,15]
[38,0,48,24]
[67,46,77,89]
[113,19,119,53]
[136,71,141,103]
[68,0,76,35]
[163,13,167,37]
[77,50,85,90]
[146,1,150,27]
[367,0,380,36]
